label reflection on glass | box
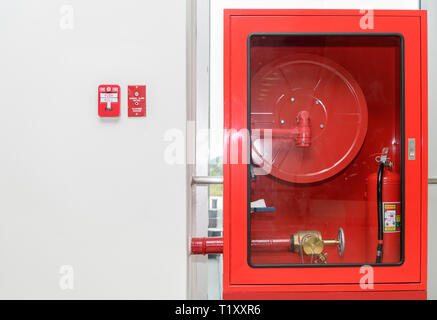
[249,35,403,266]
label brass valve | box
[315,252,328,264]
[290,228,345,258]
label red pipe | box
[251,110,311,147]
[294,110,311,147]
[191,237,223,255]
[190,237,292,255]
[251,238,291,252]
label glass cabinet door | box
[248,34,403,267]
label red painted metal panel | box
[128,85,146,117]
[223,289,426,300]
[223,9,427,299]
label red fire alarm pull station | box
[98,85,120,117]
[128,85,146,117]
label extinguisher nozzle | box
[376,243,384,263]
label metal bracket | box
[408,138,416,160]
[375,147,393,168]
[429,178,437,184]
[191,176,223,186]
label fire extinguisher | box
[366,148,401,263]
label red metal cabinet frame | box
[223,9,427,299]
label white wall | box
[0,0,187,299]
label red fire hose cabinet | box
[223,10,428,299]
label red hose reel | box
[251,54,368,183]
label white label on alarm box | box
[99,93,118,103]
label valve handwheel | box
[251,54,368,183]
[337,227,345,257]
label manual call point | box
[98,84,120,117]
